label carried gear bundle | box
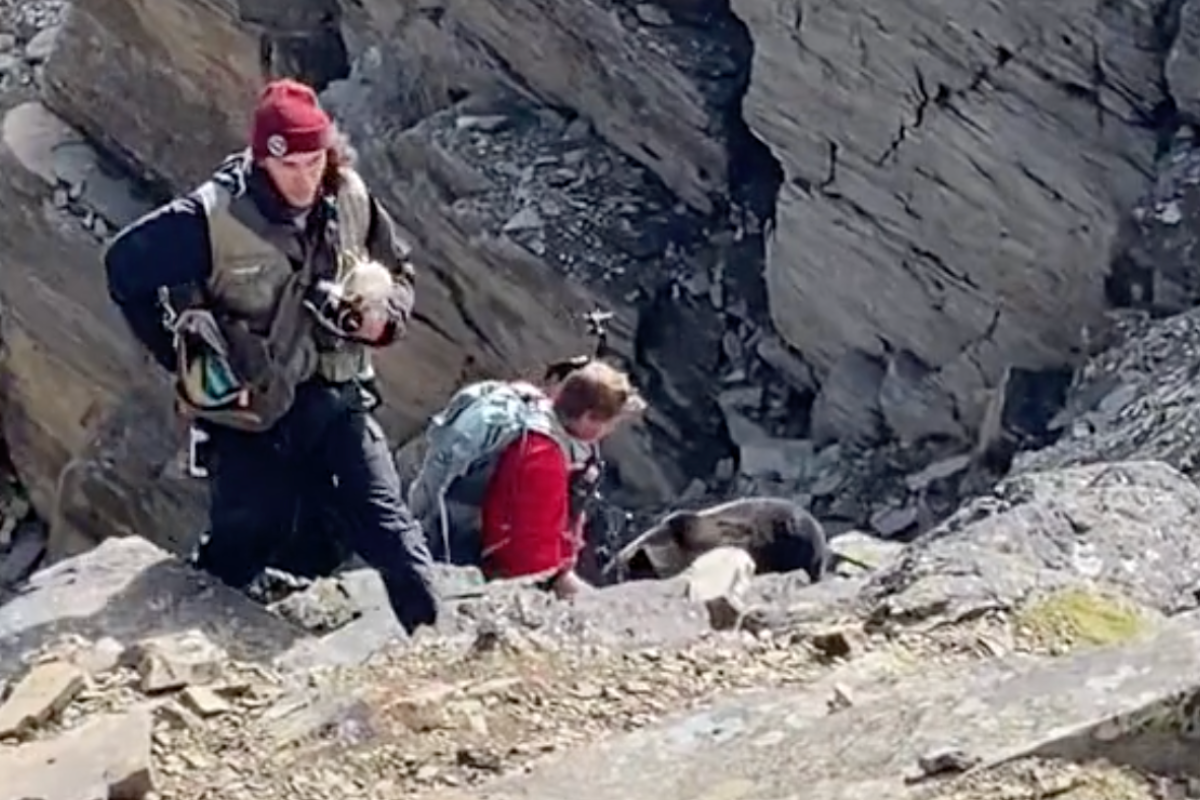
[163,267,315,433]
[407,380,592,567]
[162,287,249,412]
[304,256,394,339]
[158,188,334,433]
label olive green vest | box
[201,163,375,388]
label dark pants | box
[265,462,351,580]
[192,381,438,635]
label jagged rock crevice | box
[668,0,1200,543]
[1015,306,1200,477]
[239,0,351,90]
[726,0,1177,454]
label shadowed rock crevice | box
[326,0,791,508]
[1103,0,1192,314]
[236,0,351,90]
[1148,0,1186,152]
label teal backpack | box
[407,380,582,565]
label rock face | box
[0,91,164,557]
[409,0,753,214]
[0,0,792,557]
[732,0,1164,438]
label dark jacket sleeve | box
[104,196,213,373]
[362,195,417,347]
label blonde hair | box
[553,361,646,423]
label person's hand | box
[345,297,389,343]
[570,514,587,552]
[354,310,388,343]
[552,569,592,600]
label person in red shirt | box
[479,361,644,598]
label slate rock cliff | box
[0,0,1192,560]
[732,0,1174,444]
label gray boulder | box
[862,460,1200,626]
[0,537,305,681]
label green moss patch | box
[1013,586,1157,653]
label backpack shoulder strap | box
[335,167,372,255]
[410,380,583,564]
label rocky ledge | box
[3,0,1199,562]
[8,0,1200,795]
[3,458,1200,799]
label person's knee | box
[322,410,433,565]
[202,459,295,588]
[192,530,261,588]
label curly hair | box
[553,361,647,423]
[321,124,358,195]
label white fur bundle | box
[341,258,394,304]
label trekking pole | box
[544,308,613,384]
[582,308,614,359]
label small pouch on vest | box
[172,308,303,433]
[174,309,247,410]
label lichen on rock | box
[1012,587,1159,654]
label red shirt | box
[480,431,578,579]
